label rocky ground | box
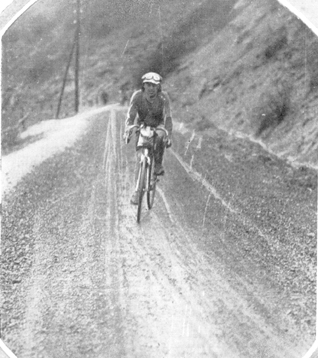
[1,106,316,357]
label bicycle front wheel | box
[147,158,157,209]
[137,158,147,223]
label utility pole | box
[56,0,81,118]
[56,37,76,119]
[74,0,80,113]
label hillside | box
[165,0,318,168]
[1,0,318,169]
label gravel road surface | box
[1,106,316,357]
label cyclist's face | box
[144,82,159,97]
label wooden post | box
[56,0,81,119]
[56,37,76,119]
[74,0,80,113]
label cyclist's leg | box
[154,129,166,175]
[134,150,142,181]
[131,135,142,205]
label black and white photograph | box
[1,0,317,357]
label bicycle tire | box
[137,158,147,223]
[147,157,157,209]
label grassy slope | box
[2,0,318,167]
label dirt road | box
[1,106,316,357]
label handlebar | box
[124,124,170,146]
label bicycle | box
[124,124,170,223]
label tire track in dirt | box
[1,107,312,357]
[106,107,305,358]
[116,199,300,357]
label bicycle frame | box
[135,126,157,193]
[125,124,168,222]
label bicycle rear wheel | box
[137,159,147,223]
[147,158,157,209]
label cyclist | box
[124,72,173,205]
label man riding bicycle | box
[124,72,173,205]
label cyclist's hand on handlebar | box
[124,125,138,144]
[123,129,131,144]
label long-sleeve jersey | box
[125,90,173,134]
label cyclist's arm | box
[125,91,139,129]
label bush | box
[263,27,288,60]
[195,116,214,132]
[254,81,291,137]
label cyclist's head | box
[141,72,162,92]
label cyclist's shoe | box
[165,138,172,148]
[130,191,139,205]
[154,164,164,176]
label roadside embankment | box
[165,0,318,169]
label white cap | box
[142,72,162,85]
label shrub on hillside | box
[263,27,288,61]
[254,81,291,137]
[195,116,214,132]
